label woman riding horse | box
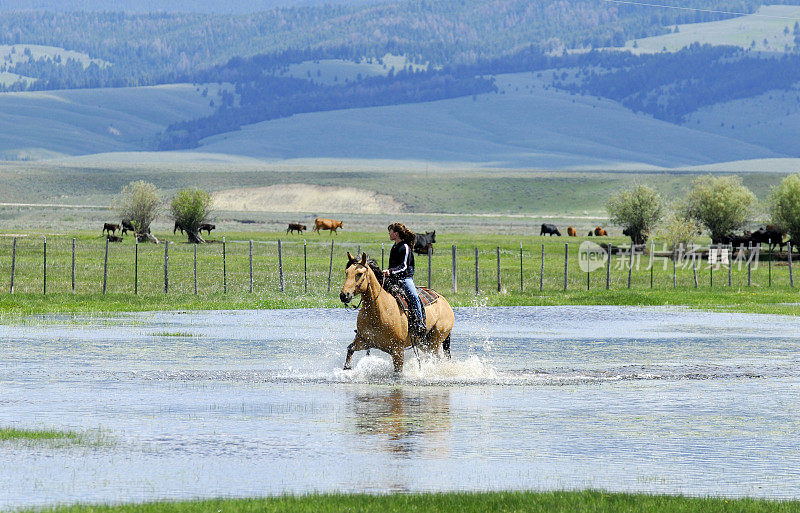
[340,252,454,372]
[383,223,426,338]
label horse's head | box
[340,252,370,304]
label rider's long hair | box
[388,222,415,246]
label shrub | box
[606,184,663,245]
[170,188,213,243]
[682,175,756,243]
[113,181,161,243]
[655,210,701,252]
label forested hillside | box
[0,0,787,91]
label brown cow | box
[107,234,123,242]
[314,218,343,234]
[199,223,216,235]
[567,226,577,237]
[103,223,120,235]
[594,226,608,236]
[287,223,307,234]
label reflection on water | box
[1,305,800,508]
[351,387,451,457]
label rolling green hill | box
[196,73,780,169]
[0,83,221,159]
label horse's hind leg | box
[442,335,451,359]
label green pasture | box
[0,229,797,316]
[0,162,790,218]
[22,491,800,513]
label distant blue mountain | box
[0,0,390,14]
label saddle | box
[393,286,440,313]
[385,283,440,338]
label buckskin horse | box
[339,252,455,372]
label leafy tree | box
[606,184,663,245]
[170,188,213,243]
[769,173,800,247]
[655,210,701,252]
[113,181,161,243]
[682,175,756,243]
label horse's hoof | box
[343,365,352,371]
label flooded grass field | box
[1,305,800,509]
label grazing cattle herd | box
[95,217,796,254]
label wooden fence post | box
[71,238,76,294]
[769,239,772,287]
[194,243,198,295]
[710,244,713,288]
[627,243,634,289]
[496,246,501,292]
[673,245,677,287]
[789,242,794,288]
[163,240,169,294]
[249,240,254,294]
[327,240,334,294]
[650,241,654,288]
[728,244,733,287]
[102,237,109,295]
[563,243,568,291]
[539,244,544,292]
[223,236,227,293]
[9,237,15,294]
[747,241,752,287]
[452,244,458,294]
[278,239,284,292]
[427,245,432,289]
[43,236,46,295]
[304,240,308,293]
[606,243,611,290]
[381,243,384,269]
[691,243,698,288]
[134,239,138,295]
[519,242,523,292]
[474,247,479,294]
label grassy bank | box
[0,230,797,316]
[24,491,800,513]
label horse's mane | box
[346,256,390,292]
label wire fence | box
[0,236,796,296]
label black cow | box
[102,223,119,235]
[623,226,647,245]
[199,223,216,235]
[413,230,436,254]
[750,226,786,251]
[174,221,185,235]
[540,224,561,236]
[121,219,135,235]
[718,231,751,248]
[107,234,123,242]
[287,223,307,234]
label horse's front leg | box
[343,331,368,370]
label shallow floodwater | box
[2,305,800,508]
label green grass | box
[22,491,800,513]
[0,229,797,316]
[0,426,111,447]
[0,427,82,442]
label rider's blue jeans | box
[400,277,424,327]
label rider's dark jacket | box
[388,241,415,279]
